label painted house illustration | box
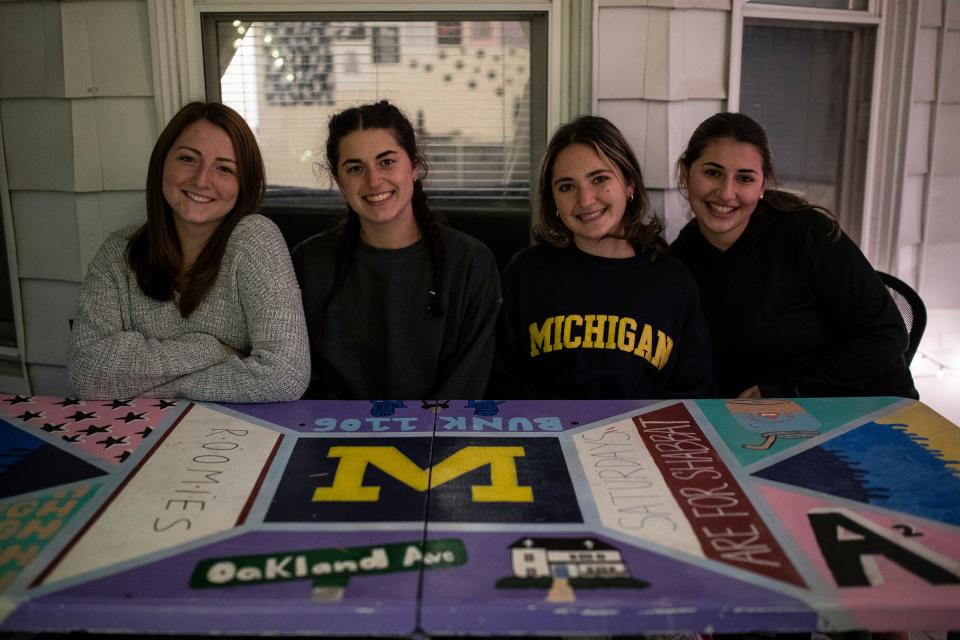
[509,537,630,579]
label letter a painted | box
[808,508,960,587]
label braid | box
[322,211,361,312]
[412,180,445,317]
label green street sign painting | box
[190,538,466,590]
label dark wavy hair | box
[323,100,446,316]
[127,101,265,317]
[535,115,666,259]
[676,112,838,234]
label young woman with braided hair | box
[292,100,501,399]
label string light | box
[913,351,960,379]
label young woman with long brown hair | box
[69,101,309,401]
[671,112,916,399]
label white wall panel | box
[923,309,960,353]
[913,28,939,103]
[76,191,145,275]
[94,98,156,190]
[642,9,674,100]
[596,5,727,101]
[906,101,931,176]
[10,191,82,281]
[62,0,153,98]
[71,98,104,191]
[597,98,650,172]
[898,174,925,245]
[920,0,944,28]
[931,103,960,175]
[0,1,64,98]
[926,175,960,243]
[661,188,689,243]
[20,279,79,366]
[920,242,960,307]
[895,243,919,287]
[86,0,153,97]
[941,30,960,104]
[27,363,69,396]
[948,0,960,29]
[597,7,647,98]
[1,99,75,191]
[679,98,724,158]
[644,101,673,187]
[682,9,727,99]
[60,3,96,99]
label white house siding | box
[907,0,960,422]
[0,0,156,394]
[594,0,728,242]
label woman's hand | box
[738,385,762,399]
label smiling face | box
[551,143,635,258]
[161,119,240,242]
[681,137,765,251]
[335,127,420,248]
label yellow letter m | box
[311,446,534,503]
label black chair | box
[877,271,926,366]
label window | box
[739,10,875,240]
[471,22,492,39]
[0,221,15,348]
[0,121,19,351]
[204,13,545,260]
[258,22,334,107]
[372,26,400,64]
[437,21,462,46]
[746,0,868,9]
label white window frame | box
[0,117,31,394]
[148,0,565,140]
[728,0,916,271]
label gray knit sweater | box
[68,214,310,401]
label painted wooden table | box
[0,395,958,636]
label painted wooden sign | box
[1,395,958,635]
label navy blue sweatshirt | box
[492,243,713,400]
[670,203,917,399]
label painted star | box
[135,426,153,438]
[98,435,128,448]
[119,411,147,423]
[116,450,131,463]
[68,411,98,422]
[41,422,67,433]
[5,395,34,405]
[55,398,83,407]
[62,434,83,443]
[153,400,177,409]
[16,410,43,421]
[80,424,111,435]
[104,399,133,409]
